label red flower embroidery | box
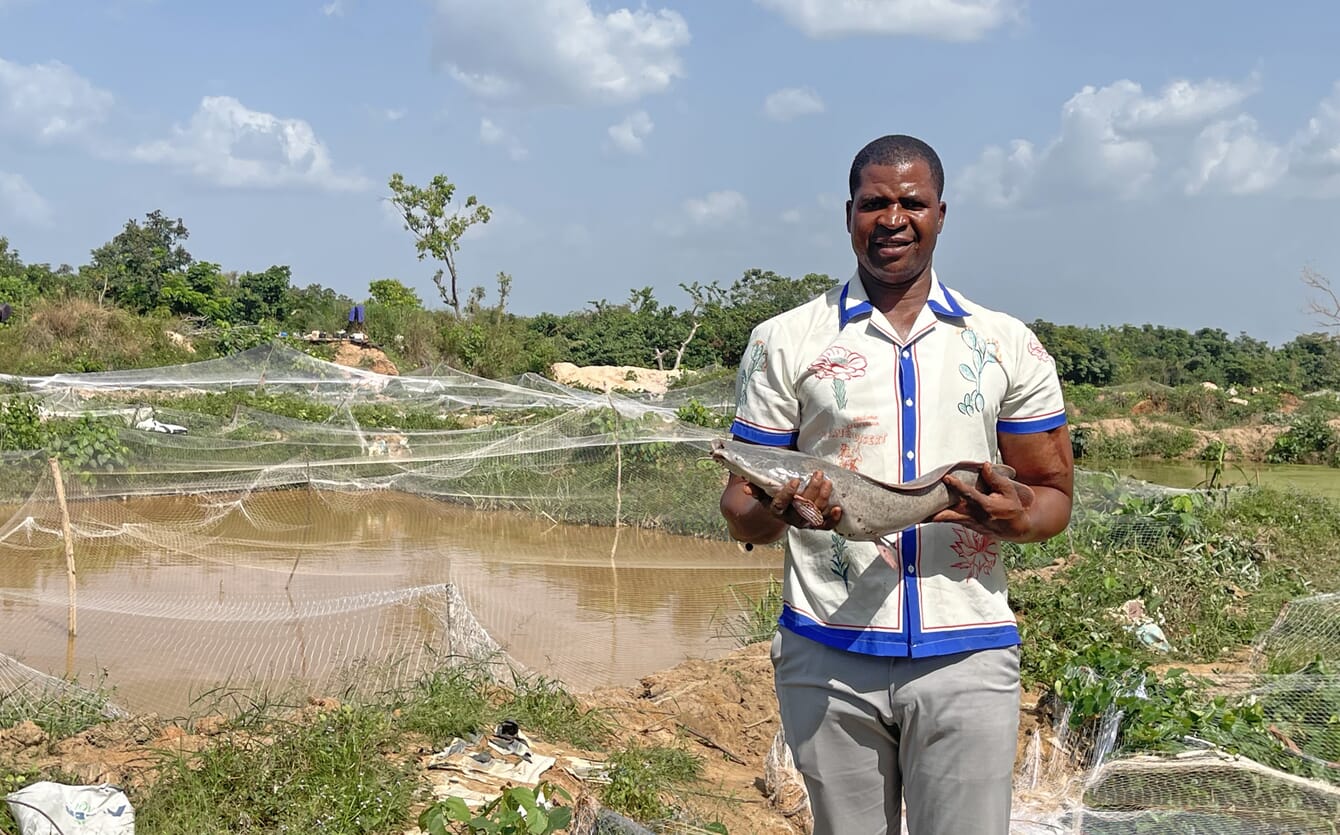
[809,346,868,381]
[950,528,999,580]
[1027,337,1054,364]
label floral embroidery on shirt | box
[1027,336,1054,364]
[957,329,1000,415]
[828,534,851,590]
[737,340,767,405]
[949,528,999,580]
[809,346,868,409]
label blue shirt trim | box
[780,607,1019,658]
[838,278,971,329]
[997,413,1068,434]
[729,420,798,447]
[779,607,909,656]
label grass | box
[0,658,617,835]
[599,742,704,823]
[135,703,416,835]
[715,577,783,647]
[0,678,117,742]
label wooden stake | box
[48,457,77,638]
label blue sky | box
[1,0,1337,345]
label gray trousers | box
[771,627,1021,835]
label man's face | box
[846,159,946,291]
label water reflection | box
[0,490,779,714]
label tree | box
[386,173,491,316]
[368,278,423,309]
[653,281,722,372]
[89,210,192,311]
[160,261,230,320]
[235,265,293,324]
[1303,266,1340,330]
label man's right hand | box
[762,471,844,531]
[721,470,844,545]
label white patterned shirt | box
[730,271,1067,657]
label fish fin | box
[791,496,825,528]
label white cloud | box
[0,171,52,226]
[0,56,114,143]
[956,76,1264,206]
[132,95,369,191]
[607,110,653,154]
[755,0,1021,41]
[1185,115,1285,196]
[685,190,747,224]
[1287,81,1340,196]
[383,107,406,121]
[322,0,344,16]
[657,189,748,236]
[430,0,690,107]
[763,86,824,122]
[780,208,803,223]
[479,117,528,161]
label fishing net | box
[2,345,1339,834]
[1011,593,1340,833]
[0,346,777,717]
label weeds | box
[134,703,415,835]
[0,678,117,741]
[496,671,610,750]
[599,742,703,822]
[715,577,783,647]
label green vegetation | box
[1,660,617,835]
[419,783,572,835]
[599,742,704,823]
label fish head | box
[711,439,806,495]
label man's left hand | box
[930,462,1038,540]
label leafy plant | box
[418,783,572,835]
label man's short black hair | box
[848,135,945,200]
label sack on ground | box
[4,781,134,835]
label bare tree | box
[1302,266,1340,329]
[654,282,722,372]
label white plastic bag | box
[4,781,134,835]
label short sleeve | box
[997,326,1068,434]
[729,322,800,447]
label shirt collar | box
[838,269,971,329]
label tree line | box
[0,172,1337,391]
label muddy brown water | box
[0,490,780,716]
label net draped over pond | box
[1,344,1338,833]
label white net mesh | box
[2,346,1339,832]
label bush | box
[1265,414,1338,464]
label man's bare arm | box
[931,426,1073,543]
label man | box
[719,134,1073,835]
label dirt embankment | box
[1081,417,1288,462]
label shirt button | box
[906,564,915,575]
[901,350,911,359]
[905,451,915,460]
[904,398,913,407]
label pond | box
[1084,458,1340,500]
[0,490,779,715]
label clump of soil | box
[333,341,399,376]
[549,362,680,395]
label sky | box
[1,0,1338,345]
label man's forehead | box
[854,164,936,196]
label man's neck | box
[859,269,933,341]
